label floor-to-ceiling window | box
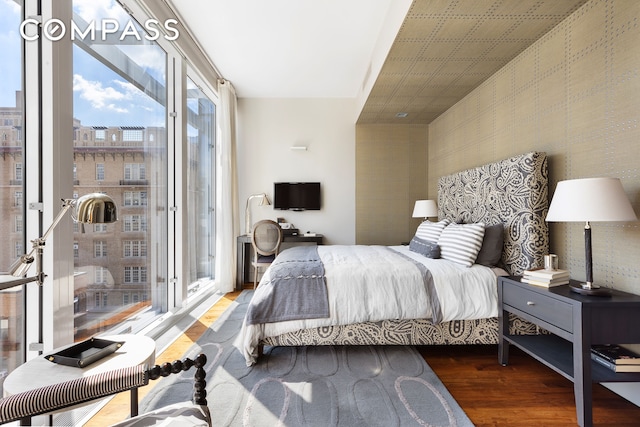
[186,76,216,294]
[1,0,221,387]
[0,0,24,395]
[71,0,168,339]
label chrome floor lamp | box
[6,193,118,351]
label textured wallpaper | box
[428,0,640,293]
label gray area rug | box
[140,290,474,426]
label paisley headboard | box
[437,152,549,275]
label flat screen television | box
[274,182,321,210]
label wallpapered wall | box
[429,0,640,294]
[355,124,428,245]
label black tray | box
[45,338,124,368]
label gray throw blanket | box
[245,246,328,325]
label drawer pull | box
[527,301,535,306]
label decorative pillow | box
[409,236,441,259]
[414,219,450,243]
[438,223,485,267]
[475,224,504,267]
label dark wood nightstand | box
[498,276,640,427]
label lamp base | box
[569,283,611,297]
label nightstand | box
[498,276,640,427]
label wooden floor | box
[88,290,640,426]
[419,345,640,426]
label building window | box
[124,163,145,180]
[95,267,108,284]
[14,191,22,207]
[123,293,130,305]
[122,129,143,141]
[93,223,107,232]
[124,240,146,257]
[94,240,107,257]
[74,242,79,258]
[15,215,22,233]
[95,129,105,141]
[96,163,105,181]
[14,242,22,258]
[123,215,147,232]
[14,163,22,182]
[124,266,147,283]
[123,191,147,206]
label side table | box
[498,276,640,427]
[3,334,155,418]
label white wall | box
[237,98,356,244]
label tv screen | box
[274,182,321,210]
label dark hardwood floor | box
[418,345,640,426]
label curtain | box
[215,79,239,292]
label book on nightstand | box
[591,353,640,372]
[521,268,570,288]
[591,344,640,365]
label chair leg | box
[254,265,257,289]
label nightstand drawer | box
[503,284,573,333]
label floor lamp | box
[8,193,118,351]
[546,178,637,295]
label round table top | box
[3,334,156,397]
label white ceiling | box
[168,0,589,124]
[168,0,400,98]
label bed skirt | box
[260,314,537,347]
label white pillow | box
[415,219,450,243]
[438,223,485,267]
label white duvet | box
[238,245,502,365]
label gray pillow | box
[475,224,504,267]
[409,236,441,259]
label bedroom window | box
[72,0,167,340]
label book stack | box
[591,345,640,372]
[521,268,570,287]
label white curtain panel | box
[215,79,239,292]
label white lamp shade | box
[412,200,438,218]
[546,177,637,222]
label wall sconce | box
[290,146,307,151]
[244,193,271,235]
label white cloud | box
[73,74,129,113]
[1,0,20,15]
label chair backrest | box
[251,220,283,256]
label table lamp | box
[546,177,637,295]
[244,193,271,235]
[412,199,438,220]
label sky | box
[1,0,167,128]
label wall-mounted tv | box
[274,182,321,210]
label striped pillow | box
[438,223,485,267]
[415,219,450,243]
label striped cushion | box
[0,366,147,424]
[414,219,450,243]
[438,223,485,267]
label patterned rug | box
[140,290,474,427]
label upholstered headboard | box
[437,152,549,275]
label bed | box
[238,151,549,366]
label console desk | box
[236,234,324,289]
[498,276,640,427]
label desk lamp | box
[412,199,438,221]
[8,193,117,351]
[244,193,271,235]
[546,178,637,295]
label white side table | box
[3,334,155,417]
